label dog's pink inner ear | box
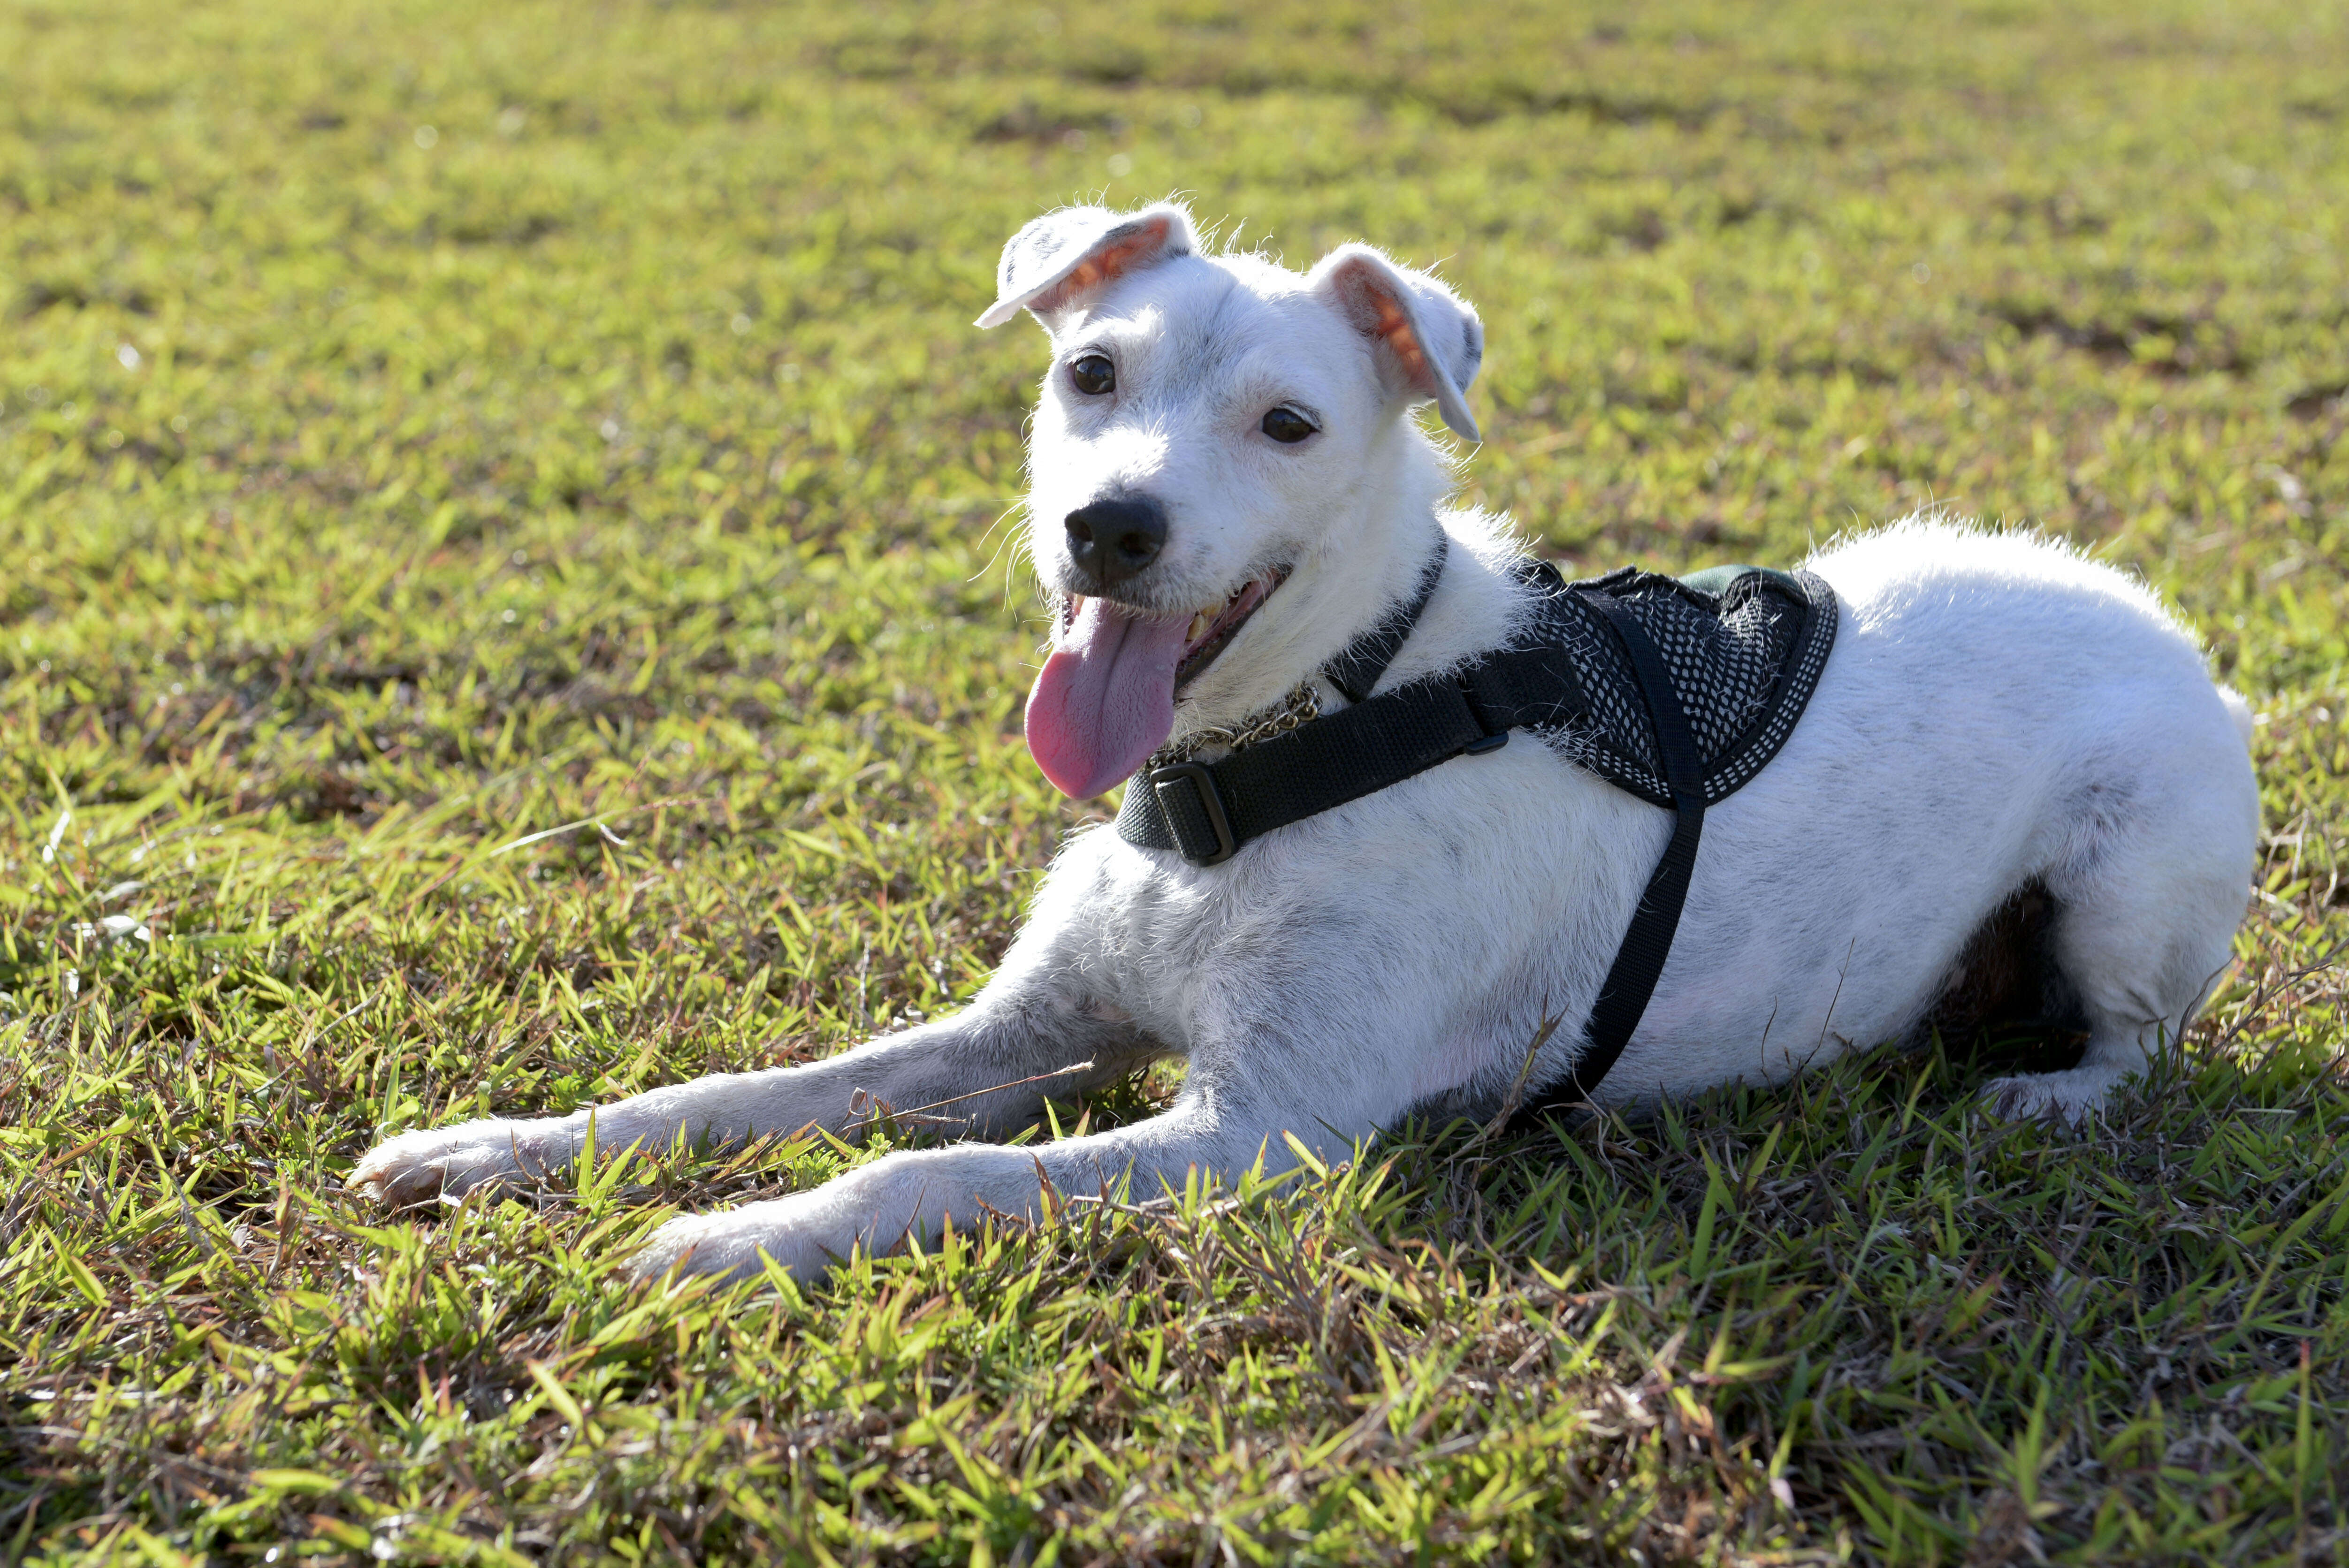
[1365,286,1436,396]
[1029,216,1177,316]
[1317,249,1478,439]
[1332,259,1441,402]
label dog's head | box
[979,201,1484,799]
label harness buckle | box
[1148,761,1239,867]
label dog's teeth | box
[1189,611,1213,643]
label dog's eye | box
[1068,354,1115,396]
[1261,406,1317,444]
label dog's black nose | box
[1064,498,1167,588]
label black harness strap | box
[1114,622,1594,865]
[1511,590,1709,1123]
[1120,661,1504,864]
[1322,535,1450,702]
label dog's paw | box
[1980,1066,2126,1127]
[349,1118,579,1208]
[629,1196,844,1286]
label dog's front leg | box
[350,944,1146,1208]
[630,1061,1403,1285]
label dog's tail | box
[2218,685,2255,751]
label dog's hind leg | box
[1982,708,2258,1123]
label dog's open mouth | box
[1177,567,1288,692]
[1028,567,1290,799]
[1054,566,1290,694]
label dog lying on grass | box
[354,202,2259,1283]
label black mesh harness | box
[1113,540,1839,1121]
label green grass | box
[3,0,2347,1560]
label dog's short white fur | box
[354,202,2259,1283]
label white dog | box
[354,202,2259,1283]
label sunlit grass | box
[2,0,2345,1560]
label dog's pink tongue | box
[1026,596,1188,799]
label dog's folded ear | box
[1308,245,1484,441]
[976,202,1202,330]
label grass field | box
[4,0,2348,1560]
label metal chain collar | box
[1146,681,1323,769]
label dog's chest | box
[1069,846,1335,1042]
[1056,749,1648,1054]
